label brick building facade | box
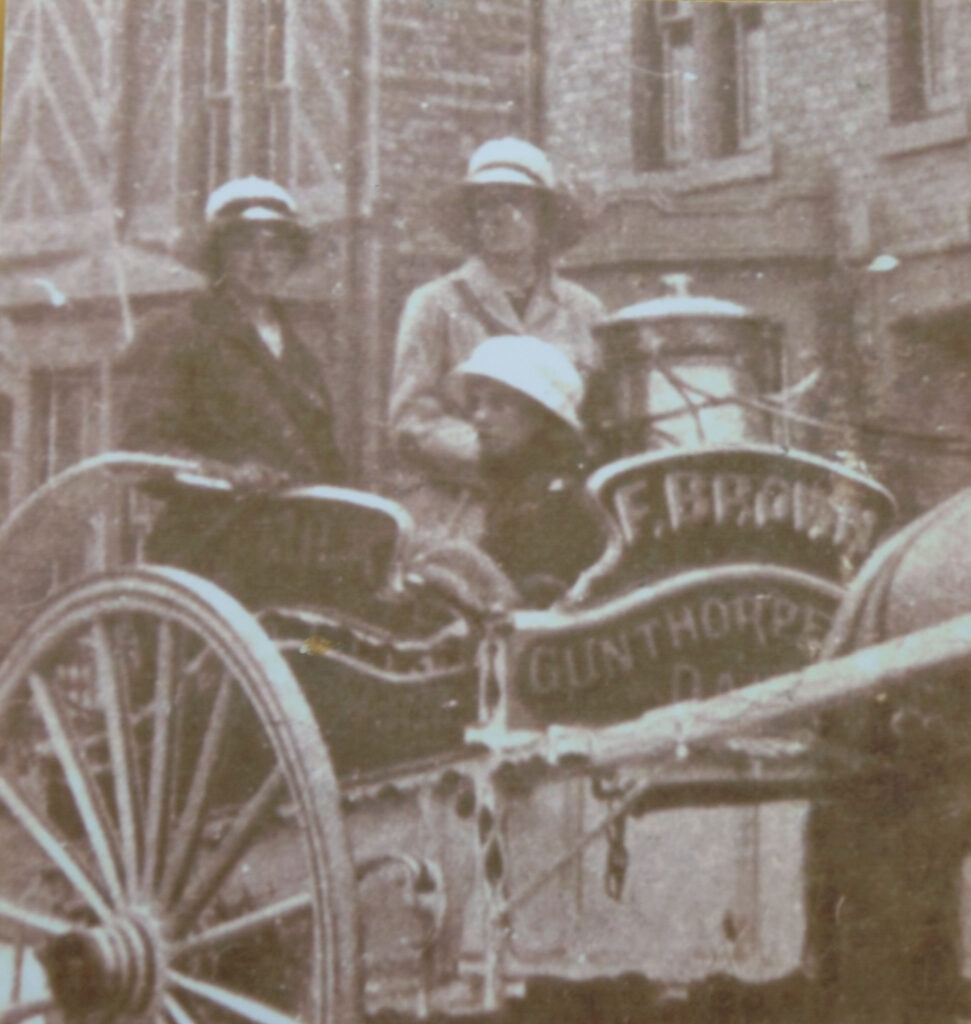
[0,0,969,519]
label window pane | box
[30,371,52,489]
[269,91,292,184]
[0,394,13,519]
[663,29,694,162]
[30,370,97,487]
[658,1,692,23]
[208,98,232,191]
[920,0,957,108]
[53,376,84,472]
[887,0,926,121]
[266,0,287,85]
[206,0,229,92]
[631,0,664,170]
[736,5,767,146]
[206,0,232,190]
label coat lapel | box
[522,277,562,332]
[452,258,525,335]
[452,258,567,337]
[207,292,328,412]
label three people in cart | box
[112,137,962,1024]
[115,136,605,607]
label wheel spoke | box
[159,674,234,907]
[142,620,176,895]
[11,943,24,1003]
[26,673,125,905]
[173,892,312,957]
[169,970,305,1024]
[164,993,199,1024]
[0,772,111,919]
[91,619,143,898]
[0,567,356,1024]
[172,768,287,936]
[0,898,71,941]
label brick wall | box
[379,0,530,234]
[543,0,632,190]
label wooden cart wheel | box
[0,567,359,1024]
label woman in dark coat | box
[115,176,343,485]
[113,177,344,570]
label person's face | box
[219,222,300,299]
[473,186,543,259]
[468,377,548,461]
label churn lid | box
[594,275,757,334]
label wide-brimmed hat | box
[201,176,310,277]
[436,138,589,254]
[453,334,585,435]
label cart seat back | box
[0,452,418,650]
[0,452,200,649]
[142,474,415,613]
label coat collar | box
[193,288,328,408]
[452,256,566,335]
[198,287,285,337]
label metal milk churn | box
[593,275,781,456]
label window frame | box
[657,2,696,166]
[887,0,957,124]
[631,1,768,173]
[732,4,768,153]
[204,0,234,192]
[263,0,296,186]
[29,367,100,489]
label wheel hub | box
[39,915,161,1017]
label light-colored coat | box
[388,257,604,538]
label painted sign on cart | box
[578,445,897,598]
[507,565,841,726]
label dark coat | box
[114,289,344,483]
[480,461,604,606]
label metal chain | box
[604,811,629,900]
[593,776,633,901]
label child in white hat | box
[451,335,604,606]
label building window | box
[632,2,767,170]
[203,0,295,188]
[658,2,695,164]
[733,5,768,150]
[264,0,294,185]
[632,1,694,168]
[205,0,233,191]
[30,369,100,489]
[887,0,956,121]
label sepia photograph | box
[0,1,970,1021]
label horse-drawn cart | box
[0,433,913,1024]
[1,290,963,1024]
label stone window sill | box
[878,106,969,158]
[615,142,775,198]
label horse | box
[806,487,971,1024]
